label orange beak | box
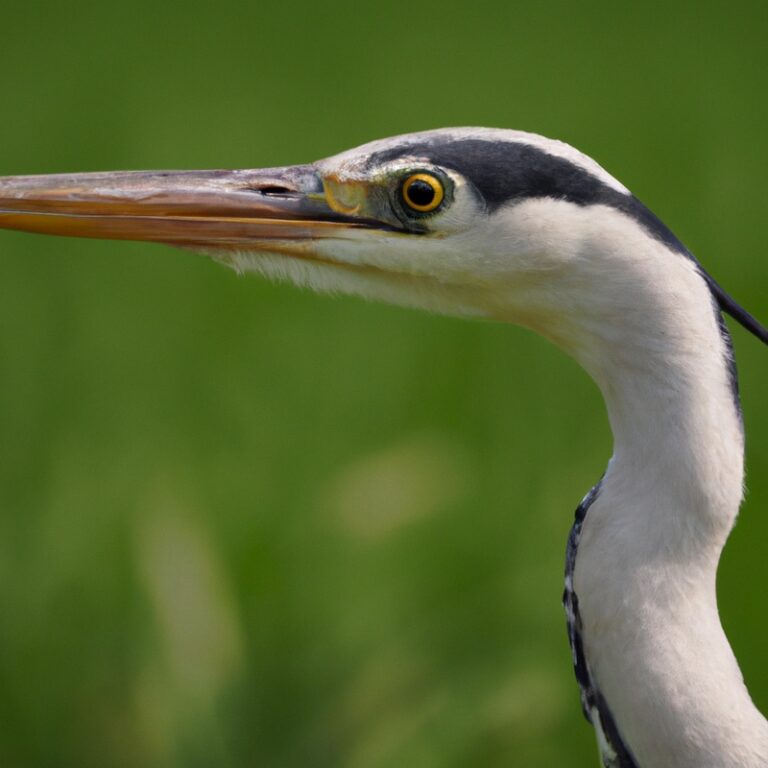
[0,165,389,249]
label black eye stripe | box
[369,139,690,257]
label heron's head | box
[0,128,699,349]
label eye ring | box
[401,173,445,213]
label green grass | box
[0,2,766,765]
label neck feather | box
[561,239,768,765]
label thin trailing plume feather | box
[703,274,768,345]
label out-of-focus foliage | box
[0,2,765,766]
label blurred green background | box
[0,2,766,766]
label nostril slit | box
[254,185,295,196]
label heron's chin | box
[203,242,405,295]
[203,245,490,320]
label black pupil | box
[406,179,436,207]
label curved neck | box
[565,254,768,765]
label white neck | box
[560,234,768,766]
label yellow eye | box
[401,173,444,213]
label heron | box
[0,127,766,767]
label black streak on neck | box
[564,480,640,768]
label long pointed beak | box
[0,165,385,248]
